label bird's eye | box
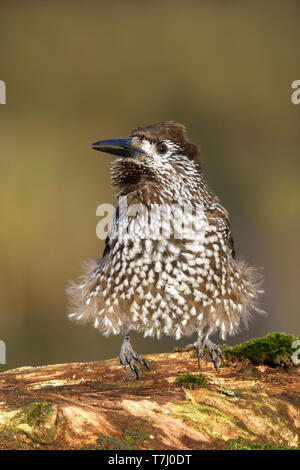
[157,142,167,154]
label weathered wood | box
[0,349,299,450]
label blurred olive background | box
[0,0,299,371]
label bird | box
[67,121,263,379]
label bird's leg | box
[196,327,209,368]
[205,339,224,372]
[119,329,150,380]
[196,328,224,372]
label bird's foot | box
[197,339,224,372]
[119,340,150,380]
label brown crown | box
[131,121,201,163]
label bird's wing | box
[101,204,119,259]
[205,201,235,259]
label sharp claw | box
[120,343,149,379]
[131,352,150,371]
[132,363,140,380]
[120,357,127,368]
[211,348,223,372]
[203,340,224,372]
[142,358,150,370]
[213,357,220,372]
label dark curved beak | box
[91,137,143,158]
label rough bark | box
[0,348,299,450]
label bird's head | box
[92,121,202,200]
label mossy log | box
[0,343,299,450]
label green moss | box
[227,438,300,450]
[97,433,140,450]
[97,429,148,450]
[1,401,60,446]
[22,402,53,427]
[172,401,248,440]
[124,429,147,441]
[223,332,300,367]
[176,373,207,389]
[218,386,243,397]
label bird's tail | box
[227,257,265,337]
[66,259,104,325]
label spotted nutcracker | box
[67,121,263,378]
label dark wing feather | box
[101,204,119,259]
[205,201,235,259]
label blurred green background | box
[0,0,299,371]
